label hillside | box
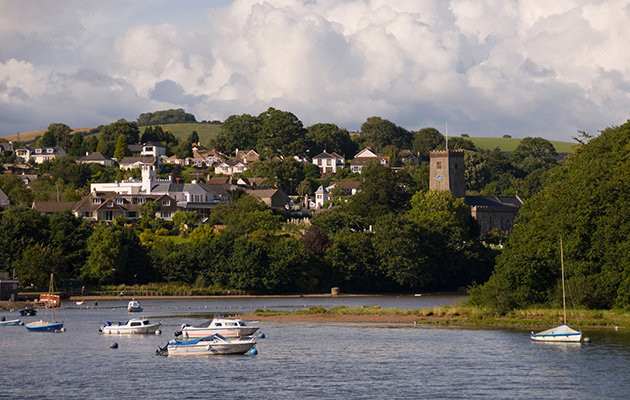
[3,123,575,154]
[141,123,222,146]
[1,128,96,143]
[468,136,576,154]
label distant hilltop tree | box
[503,134,512,138]
[137,109,197,126]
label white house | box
[349,148,389,173]
[214,159,247,175]
[312,151,345,174]
[15,146,67,164]
[314,185,329,208]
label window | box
[160,212,171,218]
[162,200,170,206]
[455,163,459,170]
[107,202,113,208]
[92,198,102,204]
[436,161,442,169]
[116,198,123,204]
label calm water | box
[1,296,629,399]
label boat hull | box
[25,321,64,332]
[181,326,259,339]
[0,319,22,326]
[167,337,256,356]
[530,324,582,342]
[101,324,161,334]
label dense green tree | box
[188,130,199,144]
[257,107,307,158]
[38,129,56,147]
[46,123,73,149]
[413,127,444,159]
[137,109,196,125]
[173,210,199,237]
[113,134,128,161]
[100,119,140,147]
[82,226,123,284]
[511,137,558,174]
[373,213,438,289]
[174,140,193,159]
[243,157,306,195]
[346,163,412,220]
[49,211,91,277]
[0,206,49,271]
[213,113,260,153]
[408,190,477,246]
[13,244,67,290]
[149,239,196,283]
[360,116,412,152]
[306,123,358,158]
[324,230,380,292]
[310,208,366,237]
[68,133,84,157]
[266,237,313,292]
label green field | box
[468,136,576,154]
[142,123,222,146]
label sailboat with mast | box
[26,274,64,332]
[530,238,582,342]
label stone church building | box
[429,150,522,234]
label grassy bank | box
[253,305,630,329]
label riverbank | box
[241,305,630,330]
[3,298,628,330]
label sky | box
[1,0,630,141]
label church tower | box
[429,150,466,198]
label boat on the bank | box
[176,316,259,339]
[159,334,256,356]
[100,318,162,334]
[19,307,37,317]
[0,318,22,326]
[75,300,85,306]
[127,299,143,312]
[531,238,582,343]
[25,274,64,333]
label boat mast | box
[50,273,55,323]
[561,237,566,326]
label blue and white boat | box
[162,334,256,356]
[25,274,64,333]
[531,238,582,343]
[530,324,582,342]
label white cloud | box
[0,0,629,140]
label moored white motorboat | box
[100,318,162,334]
[161,334,256,356]
[177,316,259,339]
[127,299,143,312]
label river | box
[1,295,629,399]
